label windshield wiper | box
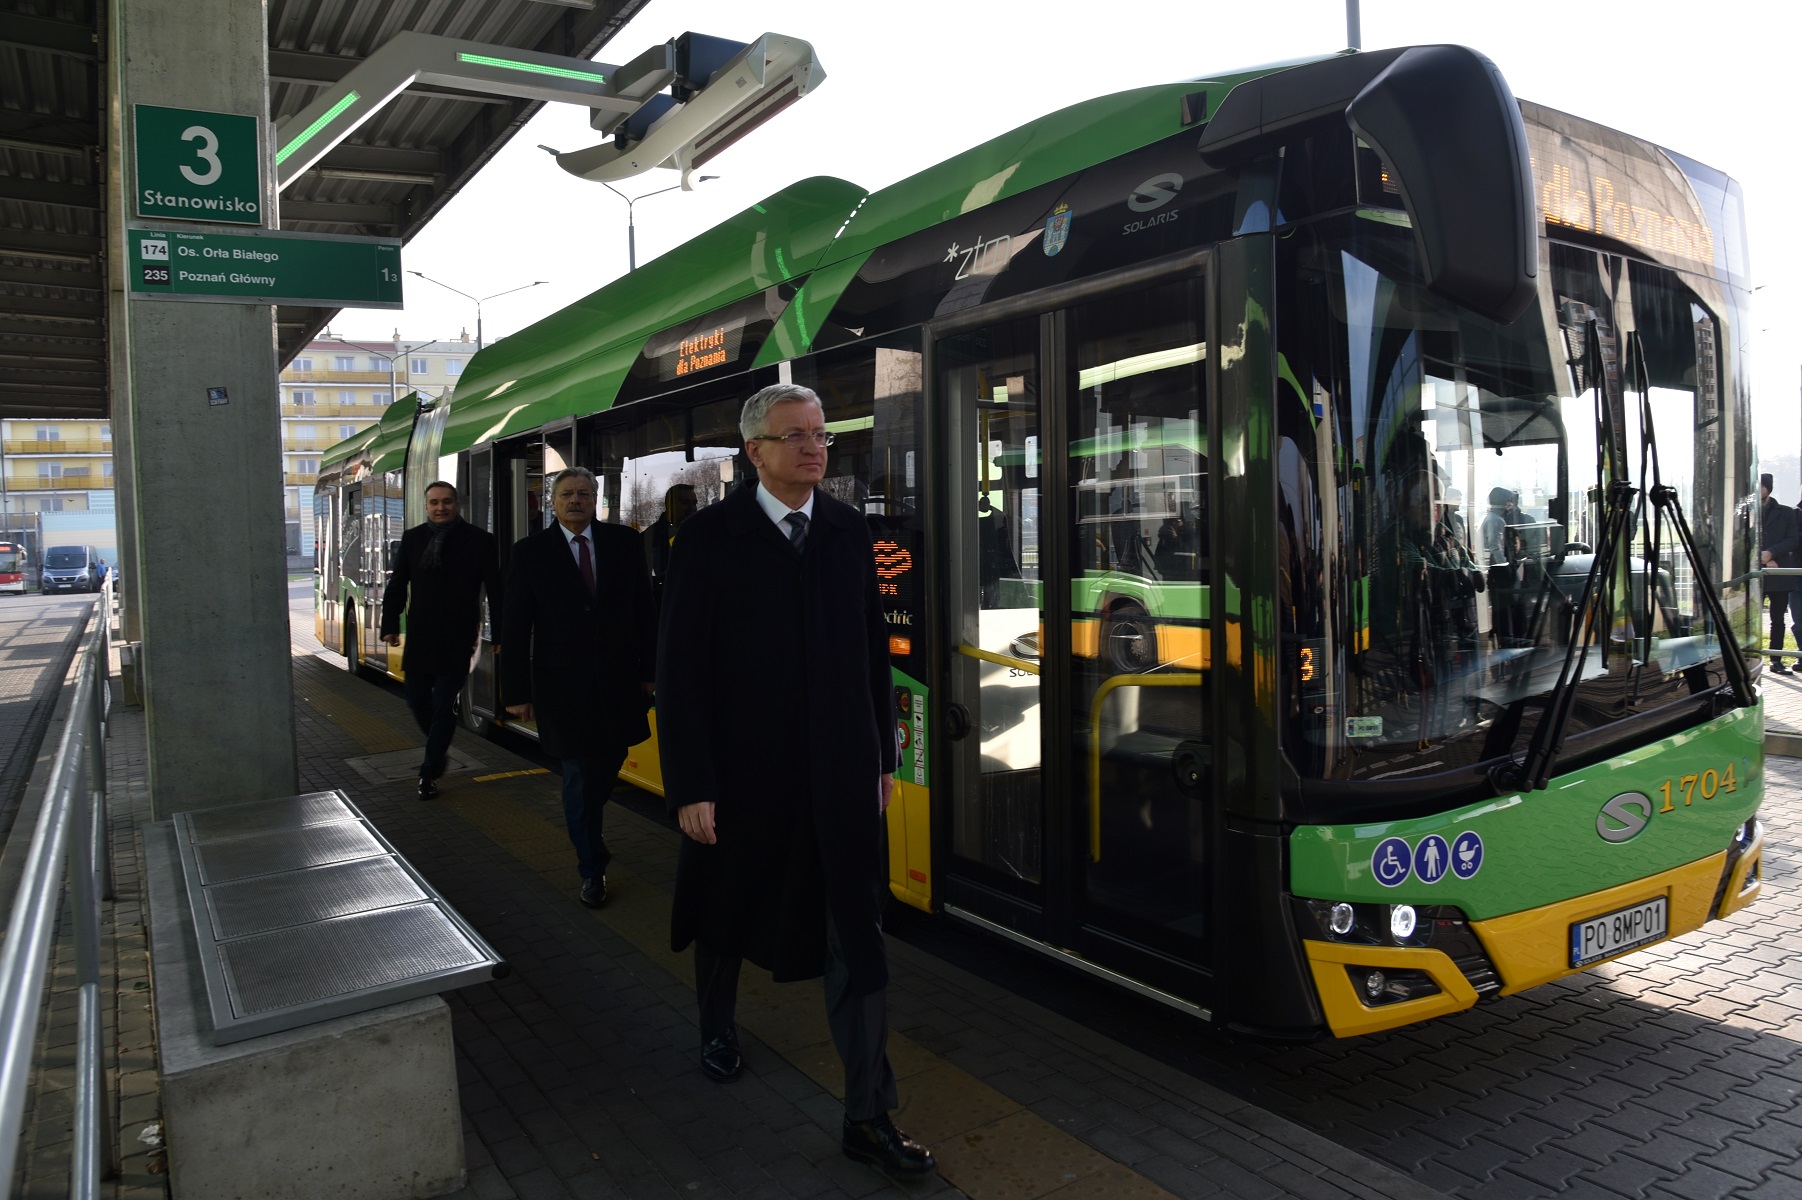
[1628,332,1754,710]
[1493,327,1753,794]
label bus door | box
[464,446,500,728]
[937,316,1050,937]
[937,275,1213,1007]
[317,489,340,648]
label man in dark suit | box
[380,480,502,798]
[1759,472,1801,674]
[502,466,656,907]
[656,383,934,1179]
[642,483,697,605]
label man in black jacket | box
[502,466,656,908]
[1759,473,1801,674]
[656,383,934,1180]
[381,481,503,798]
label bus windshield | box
[1276,213,1748,787]
[0,547,19,572]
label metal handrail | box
[0,588,116,1195]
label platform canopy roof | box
[0,0,649,418]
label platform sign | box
[134,105,263,225]
[129,228,404,308]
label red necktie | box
[575,533,596,596]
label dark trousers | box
[560,749,624,880]
[403,667,467,780]
[695,915,898,1121]
[1769,590,1802,658]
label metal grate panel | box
[203,856,426,940]
[192,821,384,885]
[219,903,490,1016]
[183,791,354,841]
[171,790,505,1043]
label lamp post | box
[324,334,399,411]
[405,275,547,350]
[601,176,717,271]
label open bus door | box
[463,445,500,732]
[933,271,1215,1012]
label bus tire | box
[344,611,362,677]
[458,678,492,735]
[1103,601,1158,674]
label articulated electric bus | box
[318,45,1765,1038]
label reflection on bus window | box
[1275,217,1741,784]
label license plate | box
[1570,897,1668,968]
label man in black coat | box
[656,383,934,1179]
[380,480,502,798]
[502,466,656,907]
[1758,472,1801,674]
[642,482,697,605]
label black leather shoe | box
[1772,664,1793,676]
[579,876,607,908]
[417,776,438,800]
[700,1027,741,1082]
[842,1113,935,1177]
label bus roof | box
[348,61,1297,467]
[323,47,1745,474]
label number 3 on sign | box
[180,125,223,187]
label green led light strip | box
[457,53,605,83]
[277,92,361,165]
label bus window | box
[937,317,1043,887]
[1068,279,1209,949]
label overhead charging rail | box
[274,30,824,191]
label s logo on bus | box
[1127,173,1183,212]
[1597,792,1653,843]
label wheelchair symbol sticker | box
[1451,831,1485,879]
[1414,834,1451,884]
[1371,837,1412,887]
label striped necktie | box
[784,511,808,553]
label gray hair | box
[548,465,598,495]
[740,383,822,442]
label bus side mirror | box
[1345,45,1537,324]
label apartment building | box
[280,332,476,560]
[1,416,114,513]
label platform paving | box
[5,583,1802,1199]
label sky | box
[328,0,1799,448]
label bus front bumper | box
[1304,829,1761,1038]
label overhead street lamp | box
[538,145,715,271]
[323,334,401,411]
[601,176,717,271]
[405,275,547,350]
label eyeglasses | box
[754,431,835,449]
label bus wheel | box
[1103,602,1157,674]
[458,679,492,735]
[344,613,362,677]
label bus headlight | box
[1329,903,1355,935]
[1390,904,1417,940]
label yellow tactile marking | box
[472,768,552,782]
[437,784,1175,1200]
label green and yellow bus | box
[318,45,1766,1038]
